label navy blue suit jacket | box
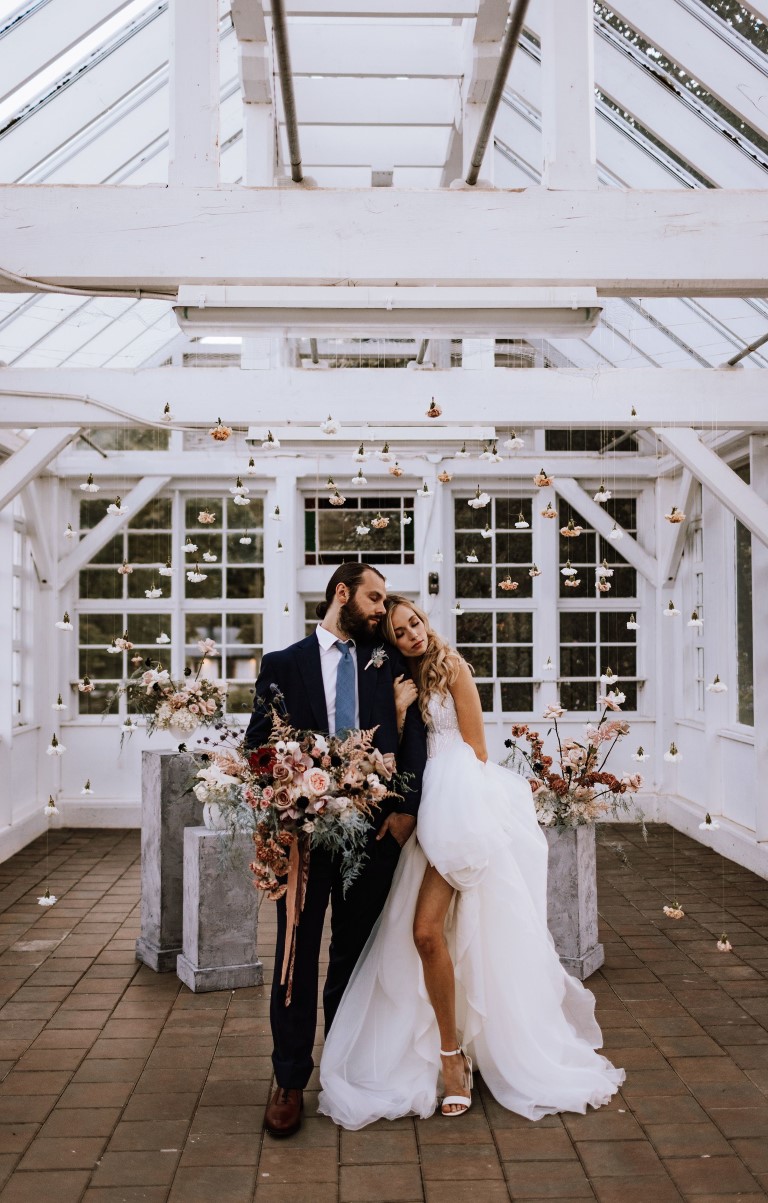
[244,633,426,819]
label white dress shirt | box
[316,623,359,734]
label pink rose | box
[261,786,274,801]
[305,768,331,796]
[273,787,294,811]
[272,761,292,783]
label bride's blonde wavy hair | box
[383,595,466,727]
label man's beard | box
[339,593,381,642]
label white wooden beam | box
[168,0,220,185]
[0,367,766,427]
[58,476,171,587]
[20,481,54,587]
[1,186,765,295]
[553,476,658,584]
[660,469,697,585]
[0,428,80,511]
[540,0,597,189]
[654,427,768,550]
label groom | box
[245,562,427,1138]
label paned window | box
[545,430,638,453]
[559,611,638,712]
[184,496,264,600]
[455,497,533,599]
[456,610,534,713]
[734,464,754,726]
[78,611,172,716]
[304,495,414,565]
[79,497,173,600]
[184,613,263,714]
[558,499,637,599]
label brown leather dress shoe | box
[264,1086,304,1138]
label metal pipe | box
[726,329,768,367]
[415,338,429,365]
[271,0,303,183]
[309,338,319,364]
[465,0,531,186]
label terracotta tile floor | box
[0,824,767,1201]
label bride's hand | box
[394,674,418,731]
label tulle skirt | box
[318,738,625,1129]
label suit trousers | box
[270,827,402,1090]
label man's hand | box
[376,812,416,847]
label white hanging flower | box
[56,613,74,632]
[417,483,433,499]
[283,603,290,616]
[79,473,99,493]
[63,523,78,541]
[479,441,493,461]
[664,742,681,762]
[455,443,470,459]
[432,550,443,563]
[38,889,57,907]
[107,497,128,516]
[122,717,136,732]
[608,524,624,541]
[480,524,493,540]
[320,415,339,435]
[246,456,257,476]
[271,506,281,520]
[716,935,732,953]
[46,734,66,756]
[376,442,392,462]
[466,551,478,563]
[350,469,368,486]
[233,494,250,506]
[44,797,59,817]
[353,442,368,462]
[699,813,721,830]
[593,483,612,502]
[239,534,253,545]
[542,657,554,672]
[402,513,412,525]
[504,433,524,451]
[688,610,703,627]
[161,402,173,422]
[262,431,280,449]
[626,614,638,630]
[632,747,650,762]
[597,560,614,577]
[706,675,728,693]
[561,561,577,577]
[182,540,198,554]
[599,689,626,707]
[276,540,284,553]
[514,514,530,529]
[144,587,163,599]
[663,601,680,617]
[81,780,93,795]
[467,487,490,509]
[202,552,218,563]
[187,565,208,583]
[356,524,370,536]
[230,477,250,496]
[156,632,170,644]
[159,561,173,577]
[450,602,464,615]
[51,694,67,710]
[600,667,620,685]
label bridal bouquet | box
[502,695,643,830]
[189,704,407,1002]
[106,639,227,739]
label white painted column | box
[168,0,220,186]
[700,488,727,822]
[264,469,298,654]
[750,436,768,843]
[540,0,598,190]
[534,490,558,713]
[243,99,275,188]
[0,506,13,828]
[461,100,496,185]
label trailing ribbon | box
[281,834,310,1006]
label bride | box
[318,595,624,1128]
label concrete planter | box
[544,824,604,980]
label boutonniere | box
[365,646,388,671]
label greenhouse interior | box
[0,0,767,1198]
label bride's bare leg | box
[413,865,467,1113]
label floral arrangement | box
[189,706,408,1001]
[106,639,227,740]
[502,693,643,830]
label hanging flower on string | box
[38,888,57,908]
[376,442,392,462]
[417,482,433,499]
[328,490,346,507]
[80,473,99,493]
[426,398,442,418]
[370,513,389,530]
[561,561,577,577]
[632,747,649,762]
[716,934,732,953]
[187,563,208,583]
[63,523,77,541]
[688,609,703,627]
[437,470,453,484]
[247,456,257,476]
[664,742,681,762]
[107,497,128,517]
[563,577,581,589]
[276,540,284,553]
[499,576,518,592]
[455,443,469,459]
[156,632,170,644]
[262,431,280,449]
[466,550,478,563]
[450,601,464,615]
[597,559,614,577]
[663,600,680,617]
[663,901,685,920]
[81,780,93,795]
[161,402,173,422]
[706,674,727,693]
[608,523,624,541]
[626,614,638,630]
[145,586,163,599]
[481,524,493,540]
[389,462,404,478]
[353,442,368,462]
[699,812,721,830]
[533,468,554,488]
[239,533,252,545]
[597,577,611,593]
[198,510,216,525]
[46,734,66,756]
[159,560,173,577]
[115,632,133,651]
[52,694,67,710]
[542,656,554,672]
[44,796,59,817]
[665,506,686,524]
[594,482,612,503]
[117,561,133,576]
[78,676,95,693]
[320,415,339,435]
[560,518,583,538]
[432,550,443,563]
[355,523,370,537]
[350,469,368,487]
[202,551,218,563]
[529,564,542,578]
[182,539,198,553]
[541,502,558,519]
[467,487,489,509]
[209,418,232,442]
[504,432,524,451]
[271,506,281,521]
[515,513,530,529]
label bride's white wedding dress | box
[317,692,625,1129]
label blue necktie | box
[335,640,356,735]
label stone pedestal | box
[136,751,203,972]
[544,824,604,980]
[176,827,263,993]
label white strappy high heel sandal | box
[440,1046,473,1117]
